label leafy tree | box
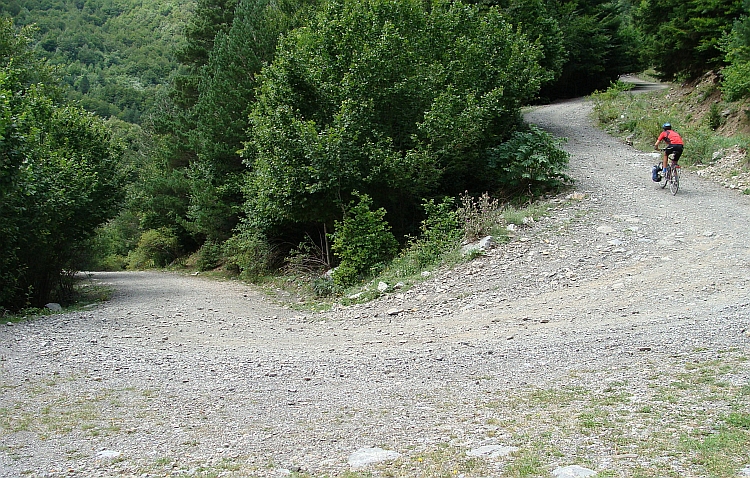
[243,0,547,240]
[469,0,567,85]
[5,0,192,123]
[467,0,642,98]
[541,0,643,98]
[186,0,317,242]
[635,0,743,79]
[0,19,124,309]
[721,0,750,99]
[177,0,239,70]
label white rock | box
[95,450,122,460]
[739,465,750,476]
[377,282,388,292]
[348,447,401,468]
[596,225,615,234]
[552,465,597,477]
[45,303,62,312]
[421,271,431,278]
[466,445,518,458]
[479,236,495,250]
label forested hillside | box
[4,0,192,123]
[3,0,750,311]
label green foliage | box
[244,0,547,238]
[185,0,316,241]
[222,227,275,280]
[463,0,642,98]
[7,0,194,123]
[0,18,125,309]
[708,102,723,130]
[538,0,643,98]
[330,193,398,287]
[413,198,463,266]
[195,240,224,271]
[98,254,128,271]
[721,59,750,100]
[385,197,462,279]
[177,0,239,70]
[635,0,743,80]
[487,125,572,197]
[721,10,750,100]
[500,0,567,85]
[126,228,181,269]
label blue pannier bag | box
[651,165,662,182]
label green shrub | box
[590,81,634,124]
[721,61,750,101]
[488,125,572,197]
[331,193,398,287]
[195,241,223,272]
[418,197,463,260]
[684,127,721,165]
[386,197,462,279]
[312,276,335,297]
[223,228,274,280]
[708,102,723,130]
[126,228,181,269]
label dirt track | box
[1,96,749,477]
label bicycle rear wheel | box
[670,166,680,194]
[660,166,669,189]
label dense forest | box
[2,0,749,310]
[5,0,190,123]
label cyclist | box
[654,123,684,173]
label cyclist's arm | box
[654,132,666,150]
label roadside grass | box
[260,200,554,311]
[471,354,750,478]
[0,274,113,323]
[591,77,750,168]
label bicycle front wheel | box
[670,167,680,195]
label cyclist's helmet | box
[662,122,672,130]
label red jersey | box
[657,130,683,145]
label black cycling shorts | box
[665,144,684,162]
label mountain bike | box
[658,151,680,195]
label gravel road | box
[2,96,749,478]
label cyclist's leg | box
[668,145,683,170]
[672,145,684,162]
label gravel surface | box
[2,95,749,478]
